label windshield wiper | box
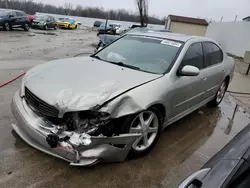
[110,62,141,70]
[90,55,102,60]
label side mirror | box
[179,65,200,76]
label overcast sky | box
[38,0,250,21]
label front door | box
[8,11,17,26]
[47,17,53,28]
[168,42,206,120]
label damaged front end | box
[11,91,141,166]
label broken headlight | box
[64,111,112,136]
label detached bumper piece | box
[11,91,141,166]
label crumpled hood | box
[24,57,161,113]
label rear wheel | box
[3,22,10,31]
[23,23,29,31]
[54,25,57,30]
[121,107,162,159]
[74,25,77,29]
[208,79,228,107]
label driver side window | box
[180,42,204,70]
[8,11,16,17]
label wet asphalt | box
[0,30,250,188]
[1,74,250,188]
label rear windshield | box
[96,35,183,74]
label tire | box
[74,25,77,29]
[3,22,10,31]
[120,107,163,159]
[44,24,48,30]
[68,24,71,29]
[23,23,29,31]
[208,79,228,107]
[54,25,57,30]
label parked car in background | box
[28,15,36,25]
[32,15,57,30]
[56,17,79,29]
[0,9,30,31]
[93,20,103,28]
[96,34,120,52]
[11,32,234,166]
[97,23,113,35]
[110,23,122,34]
[179,122,250,188]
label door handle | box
[222,69,225,73]
[202,77,207,81]
[178,168,210,188]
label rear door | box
[15,11,26,25]
[202,42,225,100]
[169,42,207,119]
[50,17,56,28]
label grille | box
[25,87,59,117]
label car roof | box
[0,8,23,12]
[127,31,212,42]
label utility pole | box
[220,16,223,22]
[5,0,8,9]
[235,15,238,21]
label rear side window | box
[203,42,223,67]
[180,42,204,69]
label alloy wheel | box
[25,23,29,31]
[216,81,226,104]
[129,111,159,151]
[4,22,10,31]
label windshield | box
[95,35,182,74]
[0,10,8,16]
[58,18,69,21]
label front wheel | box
[121,107,162,159]
[44,24,48,30]
[3,22,10,31]
[208,80,228,107]
[23,23,29,31]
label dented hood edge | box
[97,75,164,111]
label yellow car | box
[56,18,80,29]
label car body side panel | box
[167,73,206,120]
[202,159,240,188]
[202,63,225,100]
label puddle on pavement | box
[0,94,250,188]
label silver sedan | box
[11,31,234,166]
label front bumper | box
[31,24,44,29]
[57,23,70,28]
[11,91,141,166]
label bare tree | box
[64,2,73,15]
[135,0,148,27]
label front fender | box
[99,76,169,119]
